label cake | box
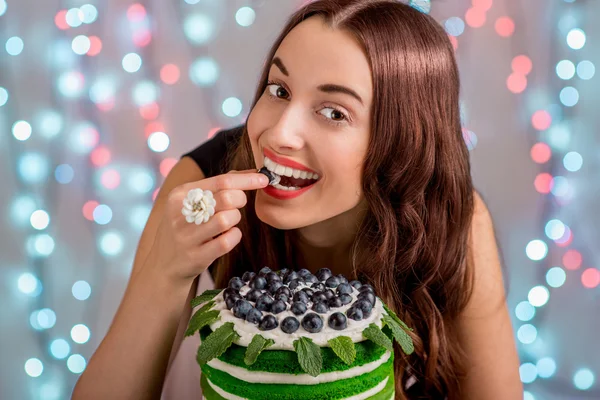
[185,267,414,400]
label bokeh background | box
[1,0,598,399]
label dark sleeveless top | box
[180,125,245,279]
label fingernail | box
[258,175,269,185]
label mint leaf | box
[196,322,240,366]
[362,323,394,352]
[185,310,220,337]
[191,289,222,308]
[382,303,413,331]
[327,336,356,365]
[383,315,414,355]
[244,334,275,365]
[293,337,322,377]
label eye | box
[318,107,349,125]
[266,81,289,99]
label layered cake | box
[186,267,414,399]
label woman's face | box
[248,16,373,232]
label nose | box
[266,103,305,152]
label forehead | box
[273,16,373,104]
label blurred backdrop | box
[1,0,599,399]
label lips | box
[262,148,318,174]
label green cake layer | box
[199,327,389,374]
[201,354,394,400]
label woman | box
[73,0,522,399]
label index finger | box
[189,169,269,192]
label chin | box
[254,201,310,230]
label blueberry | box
[298,269,311,278]
[245,307,262,324]
[312,301,330,314]
[304,274,319,284]
[311,282,326,291]
[349,280,362,290]
[268,281,283,295]
[323,289,335,300]
[291,301,307,316]
[266,272,281,283]
[358,291,376,306]
[274,293,289,303]
[250,276,267,290]
[258,267,272,277]
[233,299,252,319]
[278,268,289,278]
[271,300,287,314]
[255,294,275,312]
[258,315,279,331]
[328,296,343,308]
[288,279,302,290]
[346,306,363,321]
[301,288,315,298]
[337,283,353,295]
[359,284,375,294]
[316,268,332,282]
[281,316,300,334]
[245,288,263,303]
[312,292,327,303]
[223,287,239,300]
[242,271,256,282]
[225,293,242,309]
[328,312,347,330]
[325,276,341,288]
[301,313,324,333]
[293,291,309,304]
[283,271,299,284]
[339,293,353,305]
[275,286,292,298]
[228,277,244,290]
[354,299,373,316]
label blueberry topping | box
[325,276,341,288]
[267,281,283,295]
[245,288,263,303]
[304,274,319,284]
[250,276,267,290]
[354,299,373,316]
[312,301,330,314]
[293,291,310,304]
[337,275,348,284]
[223,287,239,300]
[228,277,244,290]
[323,289,335,300]
[312,292,327,303]
[291,301,307,316]
[301,288,315,298]
[281,316,300,334]
[337,283,353,295]
[258,315,279,331]
[242,271,256,282]
[258,167,277,185]
[349,280,362,290]
[275,286,292,298]
[298,269,311,278]
[258,267,272,277]
[358,291,376,306]
[328,296,343,308]
[283,271,299,284]
[328,312,348,330]
[270,300,287,314]
[233,299,252,319]
[301,313,324,333]
[225,293,242,309]
[274,293,289,303]
[255,294,275,312]
[288,279,302,290]
[359,284,374,294]
[346,306,363,321]
[278,268,289,278]
[316,268,332,282]
[339,293,353,305]
[245,307,262,324]
[265,272,280,283]
[311,282,326,291]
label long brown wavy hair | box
[214,0,475,398]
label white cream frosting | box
[206,351,391,385]
[208,282,385,350]
[205,376,389,400]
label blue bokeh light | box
[526,239,548,261]
[55,164,75,184]
[72,280,92,301]
[566,28,586,50]
[0,86,8,107]
[148,132,170,152]
[528,286,550,307]
[122,53,143,73]
[93,204,113,225]
[560,86,579,107]
[517,324,538,344]
[545,219,566,240]
[222,97,243,117]
[24,358,44,377]
[577,60,595,80]
[515,301,536,322]
[67,354,87,374]
[573,368,594,390]
[189,57,219,87]
[18,152,50,184]
[99,231,124,256]
[37,110,64,138]
[129,205,152,232]
[537,357,557,378]
[10,195,37,226]
[563,151,583,172]
[50,339,71,359]
[520,363,538,384]
[6,36,24,56]
[235,7,256,27]
[79,4,98,24]
[546,267,567,288]
[183,14,215,45]
[129,169,155,194]
[71,324,91,344]
[18,273,42,297]
[445,17,465,36]
[132,80,159,106]
[12,120,32,141]
[556,60,575,80]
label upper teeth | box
[264,157,319,180]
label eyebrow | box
[270,57,364,105]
